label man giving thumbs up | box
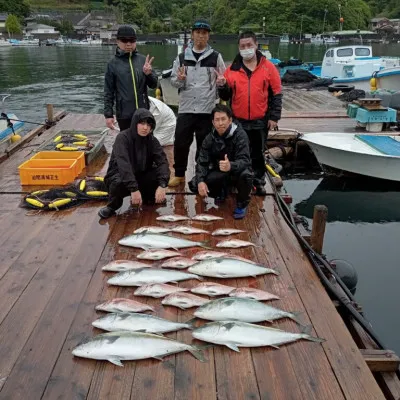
[193,104,253,220]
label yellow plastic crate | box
[30,151,85,176]
[18,159,79,186]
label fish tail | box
[200,240,212,250]
[289,311,305,326]
[184,317,198,329]
[301,325,325,343]
[269,268,280,276]
[188,345,208,362]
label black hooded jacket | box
[105,109,170,192]
[104,48,158,119]
[196,122,251,183]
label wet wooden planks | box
[0,112,389,399]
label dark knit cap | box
[117,25,137,39]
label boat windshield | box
[337,48,353,57]
[355,48,371,56]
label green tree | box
[0,0,30,19]
[5,14,22,36]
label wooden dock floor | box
[0,113,389,399]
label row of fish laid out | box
[106,259,278,286]
[119,232,256,250]
[72,301,324,366]
[134,226,245,236]
[156,214,223,222]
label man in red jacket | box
[219,31,282,195]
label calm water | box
[1,42,400,354]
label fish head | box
[72,333,120,358]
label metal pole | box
[322,9,328,33]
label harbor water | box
[0,41,399,354]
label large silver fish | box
[108,268,201,286]
[192,321,324,351]
[188,258,278,279]
[72,331,206,366]
[95,298,155,313]
[92,312,194,333]
[119,233,209,250]
[194,297,303,325]
[134,284,189,298]
[102,260,152,272]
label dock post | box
[46,104,54,123]
[311,205,328,254]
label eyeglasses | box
[119,38,136,43]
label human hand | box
[143,54,154,75]
[216,71,226,87]
[219,154,231,172]
[155,186,166,203]
[106,117,117,130]
[268,120,278,130]
[198,182,209,197]
[131,190,142,206]
[177,66,186,81]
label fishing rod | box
[0,115,55,127]
[267,171,387,350]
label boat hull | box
[303,133,400,182]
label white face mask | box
[240,48,255,60]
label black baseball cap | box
[192,19,211,31]
[117,25,137,40]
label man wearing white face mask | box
[219,31,282,195]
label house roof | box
[26,24,56,30]
[0,14,8,21]
[371,18,388,22]
[331,30,375,35]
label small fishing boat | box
[320,45,400,91]
[303,132,400,182]
[0,95,25,152]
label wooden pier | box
[0,107,399,399]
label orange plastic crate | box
[18,159,79,186]
[30,151,85,176]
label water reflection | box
[295,176,400,223]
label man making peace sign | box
[104,25,158,132]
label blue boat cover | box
[356,135,400,156]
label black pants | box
[117,118,131,132]
[205,169,253,208]
[105,168,161,210]
[173,113,213,177]
[245,128,266,187]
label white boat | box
[303,132,400,182]
[321,45,400,91]
[0,38,11,47]
[11,35,39,46]
[310,34,339,45]
[280,34,290,44]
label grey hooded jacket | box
[170,43,225,114]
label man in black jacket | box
[194,104,253,219]
[98,109,170,219]
[104,25,158,132]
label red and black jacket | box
[219,51,282,122]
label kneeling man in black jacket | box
[194,104,253,219]
[99,109,170,218]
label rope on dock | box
[268,172,387,350]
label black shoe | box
[254,185,267,196]
[188,178,198,193]
[98,206,116,219]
